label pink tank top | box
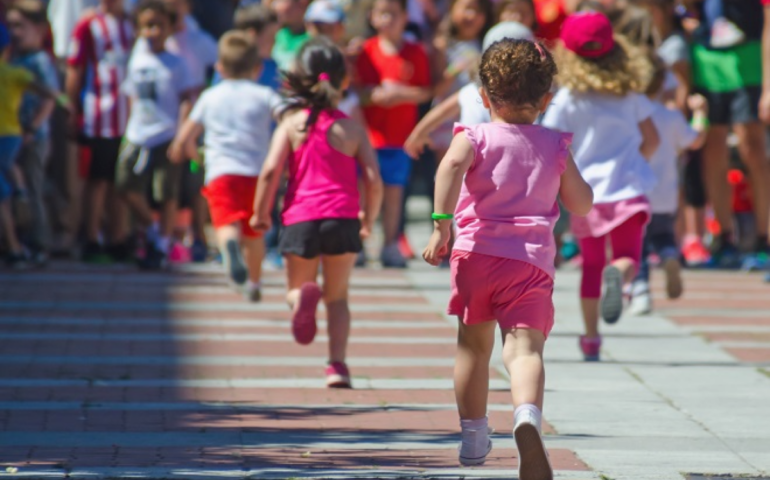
[453,123,572,278]
[282,109,360,226]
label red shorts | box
[448,250,555,338]
[202,175,261,238]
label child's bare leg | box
[215,224,246,285]
[285,254,320,307]
[321,253,356,363]
[455,320,496,420]
[609,257,636,284]
[501,328,546,409]
[580,299,600,338]
[0,200,22,253]
[242,236,265,284]
[382,185,402,247]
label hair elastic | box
[318,72,330,82]
[534,42,546,61]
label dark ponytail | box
[283,36,347,131]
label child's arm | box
[168,119,204,164]
[250,120,293,232]
[422,132,474,266]
[559,152,594,216]
[370,84,433,107]
[352,123,384,239]
[404,91,461,159]
[638,117,661,160]
[65,65,85,134]
[686,93,709,151]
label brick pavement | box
[0,261,594,479]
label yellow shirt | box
[0,62,34,136]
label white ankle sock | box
[247,280,261,291]
[460,416,489,458]
[514,404,542,433]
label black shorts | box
[683,149,707,208]
[280,218,362,259]
[698,86,761,126]
[115,141,182,203]
[86,137,122,182]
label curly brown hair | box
[478,39,557,109]
[555,35,652,96]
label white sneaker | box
[514,412,552,480]
[629,291,653,316]
[380,243,407,269]
[458,426,492,466]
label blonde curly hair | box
[555,34,653,96]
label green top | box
[692,41,762,92]
[272,27,310,71]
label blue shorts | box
[377,148,412,187]
[0,136,23,201]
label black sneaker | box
[6,252,30,271]
[26,245,48,268]
[138,244,168,271]
[107,241,135,263]
[710,241,741,270]
[82,242,112,264]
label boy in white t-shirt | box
[169,30,282,301]
[116,0,196,270]
[629,58,709,316]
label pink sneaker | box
[292,283,322,345]
[168,242,191,264]
[325,361,352,388]
[579,335,602,362]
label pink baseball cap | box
[560,12,615,58]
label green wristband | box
[431,213,454,221]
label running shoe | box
[190,239,208,263]
[398,233,416,260]
[600,265,623,324]
[663,257,683,299]
[459,425,492,466]
[681,236,711,267]
[709,241,742,269]
[741,252,770,272]
[292,283,322,345]
[168,242,192,264]
[82,242,112,264]
[5,251,30,271]
[514,411,552,480]
[629,291,652,316]
[380,243,408,269]
[246,285,262,303]
[223,239,247,285]
[325,361,352,388]
[579,335,602,362]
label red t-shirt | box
[356,37,431,149]
[533,0,568,45]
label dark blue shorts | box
[377,148,412,187]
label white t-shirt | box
[338,91,361,117]
[133,16,218,91]
[648,102,698,214]
[123,49,194,148]
[541,88,657,204]
[189,79,283,184]
[457,83,490,125]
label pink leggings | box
[579,213,646,299]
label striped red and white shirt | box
[67,12,134,139]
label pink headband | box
[318,72,330,82]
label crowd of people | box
[2,0,770,477]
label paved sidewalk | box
[0,238,769,479]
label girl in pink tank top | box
[252,38,384,389]
[423,39,593,475]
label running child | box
[423,39,592,476]
[629,57,709,315]
[116,0,196,269]
[170,30,282,301]
[541,12,660,361]
[251,37,383,388]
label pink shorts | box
[448,250,555,338]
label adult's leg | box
[455,320,496,420]
[733,122,770,245]
[701,125,734,239]
[382,185,403,247]
[320,253,357,363]
[17,139,51,250]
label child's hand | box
[404,130,431,160]
[249,213,272,233]
[687,94,708,114]
[422,226,451,266]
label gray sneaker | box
[223,239,247,285]
[380,244,407,269]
